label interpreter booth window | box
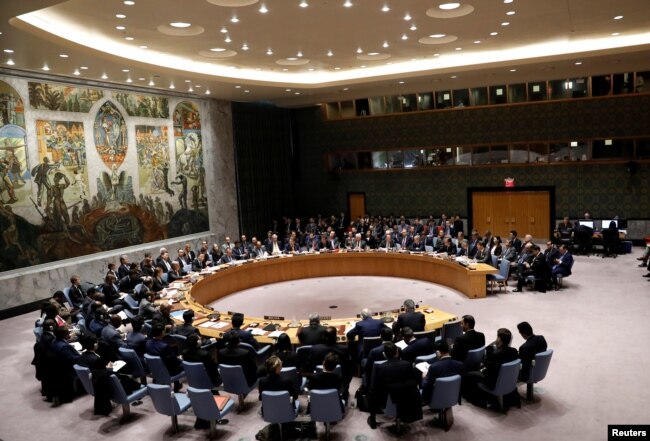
[550,142,571,162]
[424,148,454,166]
[570,141,589,161]
[435,91,452,109]
[403,150,424,168]
[592,139,634,160]
[371,151,389,169]
[357,152,373,169]
[328,153,358,171]
[472,146,491,165]
[549,78,587,99]
[489,85,507,104]
[325,102,341,119]
[508,83,527,103]
[388,150,404,168]
[470,87,488,106]
[453,89,470,108]
[385,95,401,114]
[510,144,529,163]
[613,73,634,94]
[635,71,648,93]
[529,143,549,163]
[455,147,472,165]
[592,75,612,96]
[491,145,509,164]
[418,92,434,110]
[636,138,650,159]
[528,81,547,101]
[369,97,387,115]
[340,100,355,118]
[400,94,417,112]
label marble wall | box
[0,73,238,314]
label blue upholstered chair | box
[415,353,437,364]
[73,364,94,396]
[478,358,522,413]
[280,366,307,394]
[187,387,235,438]
[144,353,185,385]
[147,383,192,433]
[119,347,147,385]
[428,374,462,431]
[464,346,486,371]
[183,361,214,390]
[170,334,187,353]
[310,389,344,440]
[261,391,299,441]
[435,320,462,345]
[219,364,258,411]
[526,349,553,400]
[487,259,511,294]
[108,374,148,419]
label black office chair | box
[600,228,618,258]
[572,227,593,256]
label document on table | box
[416,362,430,375]
[395,339,408,350]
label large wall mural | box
[0,79,210,273]
[28,82,104,112]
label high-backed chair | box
[187,387,235,439]
[219,364,258,411]
[435,321,462,346]
[261,391,299,441]
[310,389,344,440]
[108,374,148,419]
[477,359,522,413]
[147,383,191,433]
[183,361,214,390]
[119,347,147,385]
[280,366,307,394]
[73,364,94,396]
[464,346,486,371]
[601,229,619,258]
[415,353,437,364]
[414,329,436,344]
[525,349,553,401]
[488,259,511,294]
[315,364,342,377]
[362,336,382,359]
[239,341,271,363]
[490,254,498,268]
[170,334,187,353]
[123,294,139,314]
[144,354,185,385]
[428,374,462,431]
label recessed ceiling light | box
[184,79,191,83]
[42,64,50,71]
[259,4,268,13]
[327,50,333,56]
[575,61,582,65]
[490,32,498,36]
[360,65,366,68]
[294,91,300,95]
[455,47,462,51]
[286,88,292,92]
[506,11,515,15]
[115,25,126,30]
[398,81,405,84]
[170,22,191,28]
[297,51,303,57]
[205,89,211,95]
[367,52,380,56]
[124,0,135,4]
[450,75,457,78]
[334,67,341,70]
[195,85,201,88]
[613,15,623,20]
[287,57,298,61]
[509,68,517,72]
[410,24,417,31]
[169,83,175,89]
[430,34,446,38]
[474,40,481,44]
[611,32,620,36]
[116,14,126,19]
[125,36,134,40]
[101,73,108,79]
[220,27,228,33]
[241,43,249,50]
[404,13,412,21]
[343,87,349,91]
[356,47,363,53]
[401,34,408,40]
[188,87,193,92]
[148,79,154,86]
[6,59,15,66]
[139,45,148,49]
[3,49,13,53]
[282,68,289,71]
[503,0,513,3]
[381,4,390,12]
[126,78,133,83]
[231,16,239,23]
[210,47,226,52]
[244,90,250,93]
[308,68,314,71]
[439,2,460,10]
[138,77,145,80]
[80,66,88,70]
[433,53,440,57]
[299,0,308,7]
[266,48,273,55]
[343,0,352,7]
[501,22,510,26]
[382,41,389,48]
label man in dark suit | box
[451,315,486,362]
[463,328,519,405]
[400,327,435,363]
[364,327,393,386]
[191,252,210,272]
[421,341,464,404]
[368,342,422,429]
[298,313,326,345]
[174,310,201,338]
[308,326,352,399]
[218,331,258,387]
[308,352,346,408]
[468,231,481,258]
[509,230,522,253]
[230,312,259,349]
[219,247,235,264]
[513,245,550,292]
[117,255,131,280]
[551,244,574,290]
[155,249,173,273]
[379,232,398,251]
[167,261,185,283]
[517,321,548,381]
[438,237,457,255]
[146,323,183,391]
[101,314,126,352]
[393,299,426,336]
[398,229,412,250]
[347,308,385,358]
[68,274,86,309]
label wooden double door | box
[471,190,551,240]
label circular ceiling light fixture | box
[357,52,391,61]
[276,57,310,66]
[259,3,268,13]
[206,0,259,6]
[426,4,474,18]
[157,23,205,36]
[418,34,458,44]
[170,22,191,28]
[198,48,238,58]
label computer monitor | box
[601,219,617,229]
[578,220,594,229]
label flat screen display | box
[578,220,594,229]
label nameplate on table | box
[264,315,285,321]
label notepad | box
[395,340,408,350]
[415,361,430,375]
[112,360,127,372]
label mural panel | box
[136,125,174,198]
[173,101,207,213]
[115,93,169,118]
[94,101,127,168]
[28,82,103,112]
[0,80,30,208]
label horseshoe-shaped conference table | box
[169,252,497,344]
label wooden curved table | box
[170,252,496,344]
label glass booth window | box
[489,85,507,104]
[636,138,650,159]
[635,71,649,93]
[435,91,452,109]
[371,151,389,169]
[357,152,372,169]
[385,95,401,113]
[510,144,529,163]
[388,150,404,168]
[369,97,386,115]
[403,150,424,168]
[400,94,417,112]
[508,84,527,103]
[528,81,547,101]
[570,140,589,161]
[472,146,491,165]
[592,75,612,96]
[453,89,470,108]
[550,142,571,162]
[455,147,472,165]
[491,145,509,164]
[418,93,434,110]
[592,139,634,160]
[529,143,549,163]
[471,87,488,106]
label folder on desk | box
[214,394,232,410]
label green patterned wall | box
[290,95,650,219]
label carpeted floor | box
[1,249,649,441]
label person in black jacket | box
[183,333,222,388]
[392,299,425,337]
[451,315,486,362]
[308,352,345,411]
[273,333,298,369]
[218,331,258,387]
[517,321,548,381]
[230,312,259,349]
[400,327,434,363]
[298,313,326,345]
[258,355,298,401]
[421,341,464,404]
